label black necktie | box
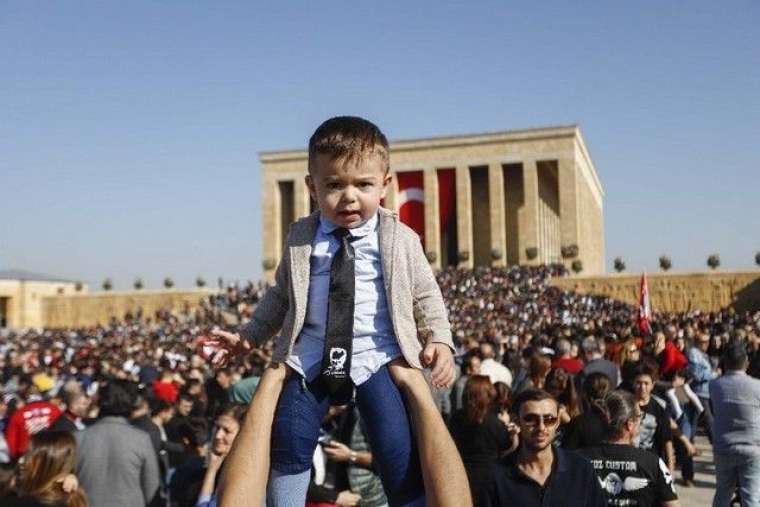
[320,227,355,401]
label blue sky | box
[2,1,758,289]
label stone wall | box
[42,289,216,328]
[0,280,85,328]
[552,271,760,313]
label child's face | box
[306,152,391,229]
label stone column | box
[384,171,398,212]
[263,175,279,283]
[488,162,506,267]
[423,167,441,270]
[558,157,580,270]
[520,159,540,265]
[455,164,473,269]
[293,175,311,219]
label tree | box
[102,278,113,291]
[613,257,626,273]
[164,277,175,289]
[707,254,720,270]
[74,281,83,292]
[755,252,760,267]
[133,277,144,290]
[571,260,583,274]
[659,255,672,272]
[196,276,206,288]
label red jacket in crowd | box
[5,400,62,459]
[659,341,688,376]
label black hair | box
[723,340,749,371]
[178,417,208,449]
[98,379,138,418]
[512,389,557,416]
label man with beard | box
[477,389,605,506]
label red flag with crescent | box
[396,171,425,244]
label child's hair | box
[16,430,88,507]
[308,116,390,173]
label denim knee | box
[270,376,329,474]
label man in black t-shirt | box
[581,390,679,507]
[632,366,675,473]
[478,389,605,507]
[583,444,678,507]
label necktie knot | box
[331,227,351,240]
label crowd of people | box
[0,265,758,506]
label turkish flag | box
[638,273,652,336]
[397,171,425,244]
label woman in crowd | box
[492,381,512,418]
[563,372,611,450]
[544,367,580,446]
[616,338,641,391]
[449,375,517,505]
[192,404,248,507]
[2,431,88,507]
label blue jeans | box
[270,365,424,506]
[713,452,760,507]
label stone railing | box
[42,288,217,328]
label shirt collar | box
[319,212,377,239]
[503,446,565,478]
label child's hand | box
[205,328,251,366]
[420,343,455,389]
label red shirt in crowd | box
[552,356,584,375]
[153,379,179,404]
[5,400,62,459]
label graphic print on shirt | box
[587,455,676,506]
[24,406,55,435]
[327,347,348,377]
[658,457,675,493]
[598,472,649,496]
[635,412,657,450]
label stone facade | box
[0,279,86,329]
[552,271,760,313]
[258,125,605,280]
[42,289,215,329]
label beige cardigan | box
[240,207,454,369]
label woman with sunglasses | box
[580,390,680,507]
